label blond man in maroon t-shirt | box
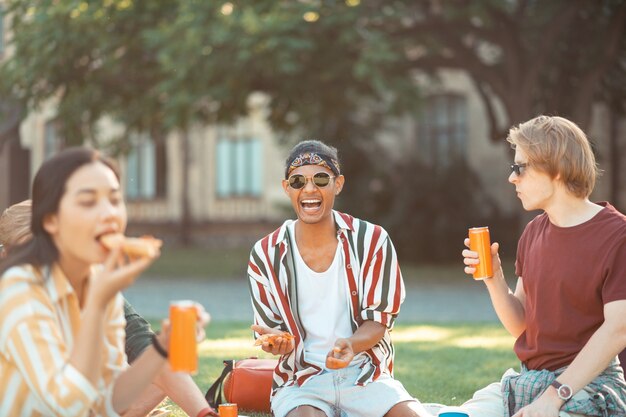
[461,116,626,417]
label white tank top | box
[288,222,362,369]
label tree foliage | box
[2,0,624,144]
[0,0,424,146]
[1,0,624,251]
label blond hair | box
[0,200,33,250]
[506,115,599,198]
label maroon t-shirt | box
[514,202,626,371]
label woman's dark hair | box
[0,147,119,277]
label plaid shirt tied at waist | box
[502,359,626,417]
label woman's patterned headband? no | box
[286,152,341,178]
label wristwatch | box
[551,380,573,401]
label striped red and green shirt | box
[247,211,405,394]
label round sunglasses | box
[288,172,335,189]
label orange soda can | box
[468,227,493,280]
[218,403,238,417]
[169,300,198,373]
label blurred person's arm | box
[153,367,215,415]
[112,330,169,413]
[123,300,216,416]
[81,249,170,415]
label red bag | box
[206,358,277,413]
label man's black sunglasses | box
[510,163,528,176]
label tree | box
[0,0,212,243]
[383,0,626,142]
[160,0,626,142]
[200,0,626,226]
[178,0,626,218]
[1,0,624,248]
[0,0,422,243]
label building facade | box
[2,2,624,237]
[6,72,626,245]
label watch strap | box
[550,380,573,401]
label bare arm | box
[112,332,169,412]
[71,249,155,386]
[69,303,108,385]
[485,274,527,337]
[152,368,213,416]
[116,302,211,414]
[463,239,526,337]
[327,320,386,367]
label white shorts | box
[271,366,418,417]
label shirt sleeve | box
[360,234,405,329]
[602,240,626,304]
[247,244,285,335]
[122,298,154,364]
[0,279,99,417]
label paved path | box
[124,276,499,323]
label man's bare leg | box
[286,405,328,417]
[385,400,435,417]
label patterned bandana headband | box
[286,152,341,178]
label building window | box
[216,137,262,198]
[125,137,167,200]
[418,94,468,167]
[44,121,65,159]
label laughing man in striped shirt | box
[248,140,432,417]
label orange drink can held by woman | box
[218,403,238,417]
[468,227,493,280]
[169,300,198,373]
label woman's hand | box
[88,246,159,309]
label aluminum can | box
[169,300,198,373]
[438,405,470,417]
[218,403,238,417]
[468,227,493,280]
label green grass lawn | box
[145,247,251,279]
[163,321,519,417]
[146,245,518,285]
[146,248,519,415]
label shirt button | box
[351,291,357,296]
